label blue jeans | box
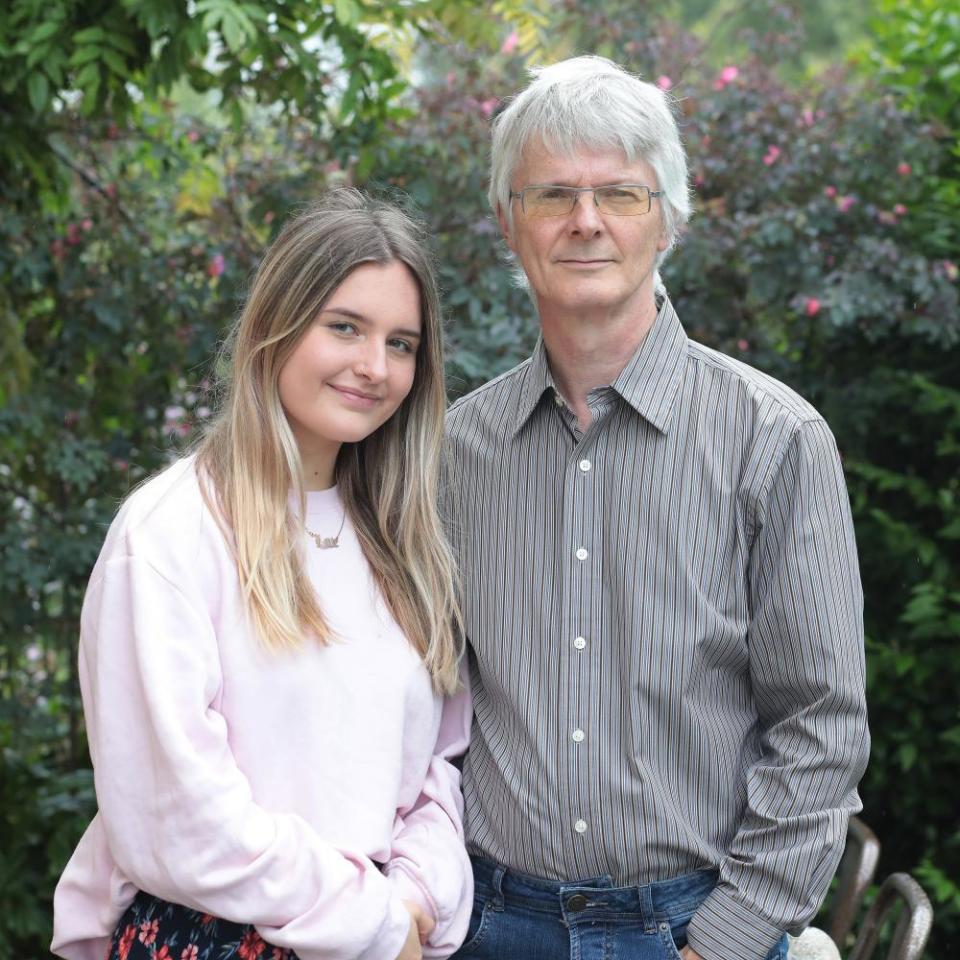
[451,856,789,960]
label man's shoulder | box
[446,357,532,431]
[685,338,824,429]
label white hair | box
[489,56,691,289]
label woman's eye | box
[329,321,357,335]
[389,338,415,354]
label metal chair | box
[847,873,934,960]
[827,816,881,948]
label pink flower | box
[762,145,781,166]
[181,946,199,960]
[737,338,750,351]
[479,97,499,118]
[118,925,137,960]
[893,203,907,216]
[713,65,739,90]
[656,75,673,91]
[823,185,837,199]
[155,947,172,960]
[207,253,225,278]
[187,130,199,143]
[805,297,821,317]
[238,931,267,960]
[445,70,457,91]
[66,223,82,246]
[694,172,704,187]
[837,195,856,213]
[81,218,93,231]
[138,919,159,946]
[500,31,519,54]
[943,260,958,281]
[897,162,911,176]
[800,108,815,127]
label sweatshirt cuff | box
[355,894,412,960]
[686,886,784,960]
[384,861,438,924]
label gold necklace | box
[304,510,346,549]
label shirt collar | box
[512,297,689,437]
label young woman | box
[51,190,472,960]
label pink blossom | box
[943,261,958,282]
[138,919,159,946]
[897,162,912,176]
[762,145,781,166]
[264,210,275,224]
[181,947,199,960]
[737,338,750,351]
[446,71,457,91]
[837,195,856,213]
[500,31,519,55]
[81,218,93,231]
[694,172,704,187]
[893,203,907,216]
[207,253,225,278]
[713,65,739,90]
[823,185,837,199]
[479,97,499,119]
[656,75,673,91]
[801,108,815,127]
[187,130,200,143]
[805,297,821,317]
[65,223,81,246]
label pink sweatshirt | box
[51,457,473,960]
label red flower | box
[154,946,172,960]
[271,950,291,960]
[181,947,199,960]
[238,931,267,960]
[805,297,821,317]
[139,919,159,947]
[118,925,137,960]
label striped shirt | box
[441,297,869,960]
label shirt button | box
[574,636,586,650]
[572,728,585,743]
[554,393,565,406]
[574,819,588,834]
[579,459,592,472]
[575,547,588,561]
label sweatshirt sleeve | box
[80,553,411,960]
[382,661,473,958]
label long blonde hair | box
[196,189,462,693]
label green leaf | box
[27,72,49,113]
[72,26,107,44]
[29,20,61,44]
[69,45,103,67]
[334,0,362,26]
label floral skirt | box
[107,890,300,960]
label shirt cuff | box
[355,894,413,960]
[686,886,784,960]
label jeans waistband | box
[470,854,719,924]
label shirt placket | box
[557,389,610,857]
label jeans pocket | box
[657,921,685,960]
[455,898,492,955]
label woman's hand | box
[395,900,436,960]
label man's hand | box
[680,948,705,960]
[394,900,435,960]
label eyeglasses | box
[509,184,663,218]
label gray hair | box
[489,56,691,286]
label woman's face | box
[278,260,422,482]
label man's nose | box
[567,191,605,236]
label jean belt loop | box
[490,864,506,911]
[638,882,657,934]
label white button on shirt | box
[572,729,585,743]
[573,636,586,650]
[575,547,588,561]
[574,819,588,834]
[579,459,592,472]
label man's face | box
[498,140,669,321]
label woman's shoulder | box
[97,456,231,583]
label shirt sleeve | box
[80,554,411,960]
[686,418,870,960]
[382,660,473,958]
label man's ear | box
[496,204,516,253]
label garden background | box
[1,0,958,956]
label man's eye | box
[604,188,642,201]
[536,188,571,201]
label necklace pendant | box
[314,534,339,549]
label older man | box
[443,57,869,960]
